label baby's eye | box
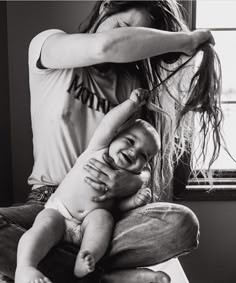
[127,138,134,145]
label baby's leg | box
[15,208,65,283]
[74,209,114,278]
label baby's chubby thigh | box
[83,208,114,227]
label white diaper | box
[45,194,82,246]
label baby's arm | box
[118,164,152,211]
[118,187,152,212]
[87,88,148,150]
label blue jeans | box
[0,186,199,283]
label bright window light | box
[193,1,236,170]
[196,0,236,29]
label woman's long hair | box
[80,0,223,201]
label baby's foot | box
[74,250,95,278]
[134,187,152,207]
[15,266,52,283]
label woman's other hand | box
[83,153,144,202]
[186,29,215,56]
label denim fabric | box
[0,186,199,283]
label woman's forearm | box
[40,28,210,69]
[101,27,192,63]
[41,28,190,69]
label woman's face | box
[96,8,153,32]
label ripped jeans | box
[0,186,199,283]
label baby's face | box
[109,125,159,174]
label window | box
[175,1,236,199]
[194,0,236,170]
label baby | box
[15,88,160,283]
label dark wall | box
[6,1,95,202]
[0,1,13,206]
[179,201,236,283]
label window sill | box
[173,170,236,201]
[174,186,236,201]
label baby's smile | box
[120,152,133,164]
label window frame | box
[174,1,236,201]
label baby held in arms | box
[15,88,160,283]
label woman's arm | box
[40,28,213,69]
[100,28,213,62]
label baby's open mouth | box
[121,152,132,164]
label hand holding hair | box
[185,29,215,56]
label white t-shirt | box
[28,29,141,189]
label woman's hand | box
[84,153,144,202]
[185,29,215,56]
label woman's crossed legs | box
[0,194,199,283]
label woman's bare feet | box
[15,266,52,283]
[74,250,95,278]
[101,268,171,283]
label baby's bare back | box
[54,148,113,221]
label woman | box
[0,1,221,283]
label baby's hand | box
[133,187,152,207]
[130,88,149,105]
